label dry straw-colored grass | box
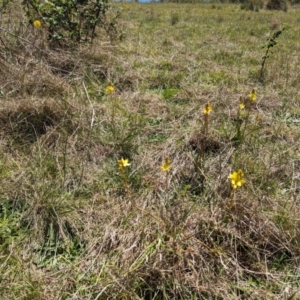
[1,2,300,300]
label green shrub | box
[1,0,119,47]
[240,0,263,11]
[266,0,288,10]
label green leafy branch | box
[260,27,285,81]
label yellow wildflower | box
[33,20,42,28]
[160,157,171,172]
[248,89,257,102]
[228,169,246,189]
[239,102,245,110]
[105,85,115,94]
[202,103,213,115]
[118,158,130,170]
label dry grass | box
[1,2,300,299]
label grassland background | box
[1,2,300,299]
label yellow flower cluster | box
[160,157,171,172]
[228,169,246,189]
[33,20,42,28]
[118,158,130,171]
[248,89,257,102]
[202,103,213,115]
[239,102,245,110]
[105,85,115,94]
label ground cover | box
[1,2,300,299]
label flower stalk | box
[202,103,212,135]
[161,157,171,191]
[106,84,117,141]
[118,158,131,196]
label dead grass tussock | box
[0,98,80,146]
[63,191,297,299]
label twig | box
[83,82,95,129]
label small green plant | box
[33,224,84,268]
[0,202,22,252]
[233,91,257,145]
[234,100,246,144]
[102,86,144,157]
[260,27,285,81]
[162,88,178,100]
[192,102,213,175]
[188,103,214,195]
[170,12,179,25]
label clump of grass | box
[232,89,257,145]
[170,11,180,25]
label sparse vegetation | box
[1,2,300,299]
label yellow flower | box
[228,169,246,189]
[248,89,257,102]
[160,157,171,172]
[202,103,213,115]
[239,102,245,110]
[33,20,42,28]
[105,85,115,94]
[118,158,130,170]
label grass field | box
[1,2,300,299]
